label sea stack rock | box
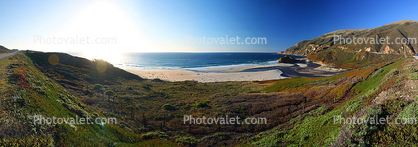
[278,55,299,63]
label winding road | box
[0,52,18,60]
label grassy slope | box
[307,49,402,69]
[1,53,263,146]
[0,54,177,146]
[252,57,418,146]
[2,51,417,146]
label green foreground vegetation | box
[1,52,418,146]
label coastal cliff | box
[279,20,418,56]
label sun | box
[65,1,133,36]
[56,1,144,58]
[82,51,122,65]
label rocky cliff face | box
[280,20,418,56]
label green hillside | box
[306,49,402,69]
[254,56,418,146]
[0,54,174,146]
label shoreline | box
[125,62,345,83]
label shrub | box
[408,74,418,80]
[0,137,54,146]
[174,136,197,146]
[162,104,175,110]
[94,84,103,91]
[104,90,115,101]
[12,70,31,88]
[346,102,360,112]
[104,90,115,96]
[141,131,168,140]
[57,93,68,102]
[142,85,151,90]
[346,106,381,146]
[199,132,228,142]
[397,102,418,122]
[246,90,260,93]
[382,98,407,114]
[175,131,188,136]
[33,86,47,95]
[391,70,400,76]
[126,86,133,90]
[193,102,209,108]
[151,78,164,82]
[403,68,417,74]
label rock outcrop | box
[278,55,299,63]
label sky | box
[1,0,418,54]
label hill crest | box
[279,19,418,56]
[0,45,10,52]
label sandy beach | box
[125,62,345,83]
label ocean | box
[68,52,304,72]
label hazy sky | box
[1,0,418,53]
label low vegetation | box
[307,49,402,69]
